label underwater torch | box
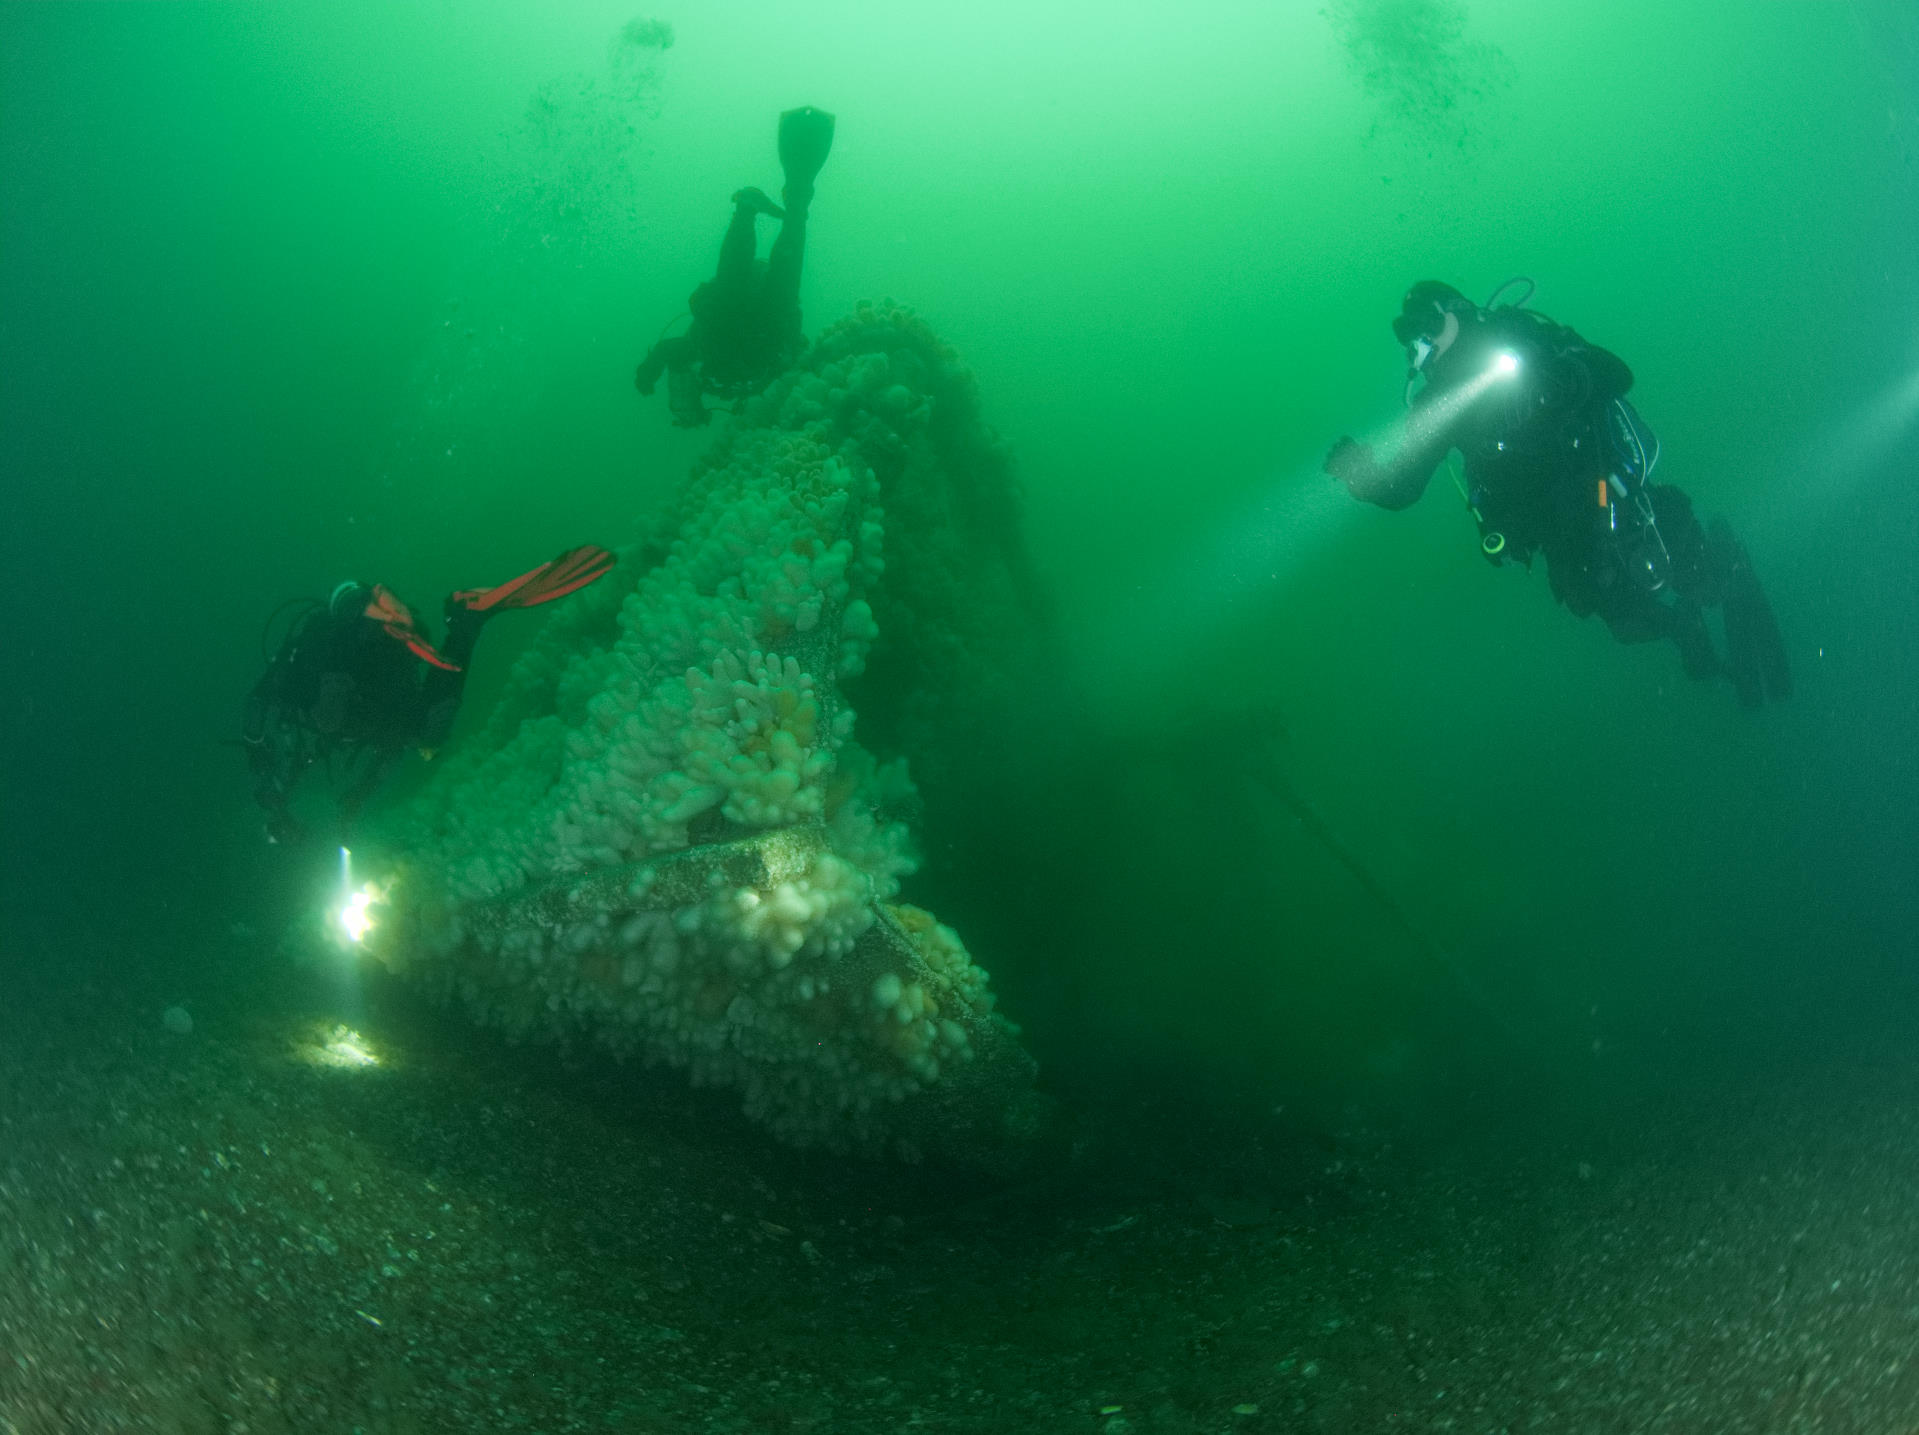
[1389,348,1522,460]
[332,846,390,947]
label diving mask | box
[1402,309,1461,404]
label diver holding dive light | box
[242,544,616,844]
[1325,279,1790,705]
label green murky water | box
[4,3,1917,1429]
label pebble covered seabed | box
[5,948,1918,1435]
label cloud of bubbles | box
[1322,0,1515,154]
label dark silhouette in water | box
[1327,279,1790,705]
[635,106,836,427]
[242,546,614,844]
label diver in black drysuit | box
[242,546,615,843]
[1326,280,1791,705]
[635,106,836,427]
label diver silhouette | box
[242,545,615,843]
[635,106,836,427]
[1326,279,1790,705]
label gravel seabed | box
[5,954,1918,1435]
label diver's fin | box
[450,545,617,616]
[1673,606,1723,683]
[777,106,836,191]
[730,186,785,219]
[364,585,462,670]
[1732,559,1791,703]
[1757,611,1792,701]
[1708,518,1788,707]
[1723,594,1764,708]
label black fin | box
[1723,584,1766,709]
[778,106,835,189]
[1745,568,1792,701]
[1711,519,1790,707]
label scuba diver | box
[242,544,615,843]
[635,105,836,427]
[1325,279,1791,706]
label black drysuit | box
[243,600,476,841]
[1341,305,1727,679]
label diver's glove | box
[1324,436,1373,489]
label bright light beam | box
[323,848,393,1029]
[1813,363,1919,490]
[331,847,392,947]
[340,887,378,944]
[1077,460,1369,696]
[1752,357,1919,550]
[1355,350,1520,474]
[1074,352,1522,718]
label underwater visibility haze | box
[4,1,1919,1429]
